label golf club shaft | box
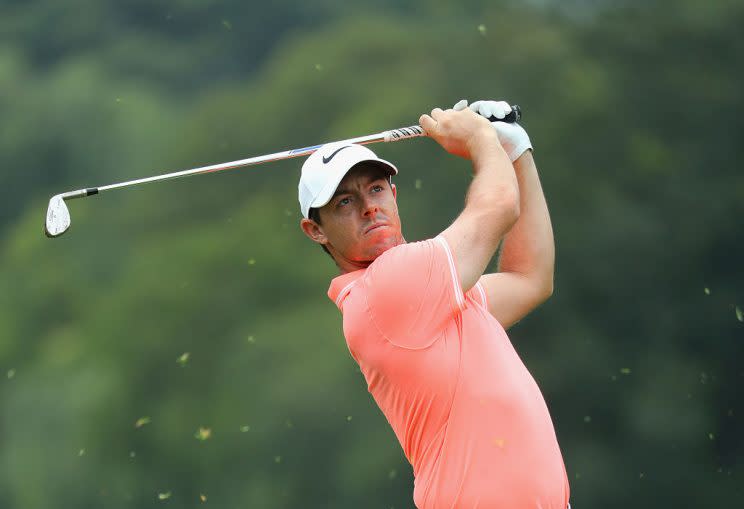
[59,106,521,201]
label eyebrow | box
[331,176,387,199]
[331,188,350,199]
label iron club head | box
[45,194,71,238]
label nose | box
[361,197,379,217]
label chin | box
[365,237,400,260]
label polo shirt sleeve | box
[467,280,489,309]
[363,235,465,349]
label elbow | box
[543,278,554,300]
[505,192,520,228]
[538,274,554,302]
[490,185,521,229]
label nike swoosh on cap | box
[322,145,352,164]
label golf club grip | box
[385,105,521,143]
[491,104,521,123]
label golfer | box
[298,99,570,509]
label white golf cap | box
[298,142,398,219]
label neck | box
[337,259,373,274]
[332,237,407,274]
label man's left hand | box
[453,99,532,162]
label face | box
[301,164,404,270]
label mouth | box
[364,223,389,234]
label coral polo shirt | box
[327,236,570,509]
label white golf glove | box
[453,99,532,162]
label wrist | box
[467,127,506,166]
[492,122,532,162]
[512,148,534,169]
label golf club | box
[44,106,521,238]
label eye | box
[372,184,383,193]
[338,197,351,207]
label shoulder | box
[359,237,464,349]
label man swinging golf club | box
[299,99,569,509]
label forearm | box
[465,130,520,222]
[496,151,554,291]
[425,106,522,293]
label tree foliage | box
[0,1,742,508]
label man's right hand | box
[419,107,505,162]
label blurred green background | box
[1,0,742,507]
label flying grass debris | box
[195,427,212,441]
[478,24,487,36]
[200,494,207,502]
[620,367,631,375]
[240,425,251,432]
[176,352,190,367]
[135,416,151,428]
[736,306,743,322]
[158,492,172,500]
[6,368,15,379]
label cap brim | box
[309,159,397,211]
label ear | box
[391,183,397,200]
[300,218,328,246]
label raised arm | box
[419,107,520,293]
[479,150,555,329]
[456,99,555,329]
